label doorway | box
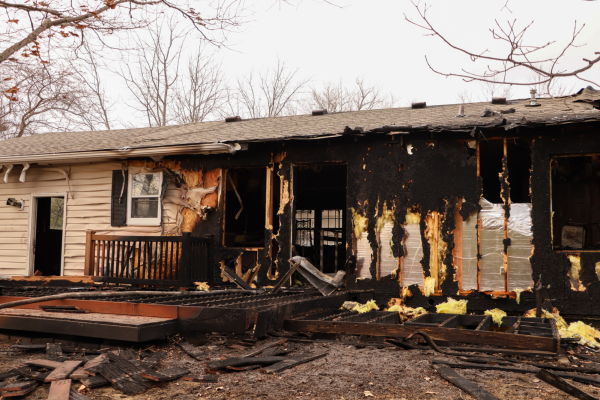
[31,196,65,276]
[293,164,347,274]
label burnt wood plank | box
[45,361,83,382]
[282,319,559,353]
[69,368,88,380]
[26,359,63,369]
[205,356,288,370]
[143,350,166,367]
[82,354,109,376]
[432,359,600,386]
[0,382,39,397]
[141,367,190,382]
[240,339,287,358]
[433,364,499,400]
[80,375,109,389]
[537,369,598,400]
[177,341,204,360]
[1,381,36,392]
[226,364,262,371]
[222,267,253,290]
[95,362,150,396]
[30,371,49,382]
[47,379,71,400]
[0,369,23,381]
[182,375,219,383]
[261,352,328,374]
[11,344,46,351]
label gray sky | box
[110,0,600,125]
[220,0,600,103]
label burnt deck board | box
[283,318,559,353]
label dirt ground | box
[1,334,599,400]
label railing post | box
[84,230,96,276]
[180,232,192,289]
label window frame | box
[126,171,163,226]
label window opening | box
[224,168,266,247]
[127,172,162,225]
[551,155,600,249]
[293,164,347,274]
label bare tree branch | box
[404,1,600,88]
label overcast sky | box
[109,0,600,125]
[220,0,600,103]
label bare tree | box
[118,19,184,127]
[0,0,244,66]
[226,60,309,119]
[303,77,398,113]
[0,61,93,139]
[404,1,600,91]
[74,42,115,130]
[172,46,226,124]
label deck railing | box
[84,231,212,287]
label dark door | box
[34,197,64,276]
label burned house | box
[0,87,599,323]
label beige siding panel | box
[0,243,27,250]
[0,178,112,189]
[0,161,183,276]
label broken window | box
[223,168,266,248]
[552,155,600,249]
[293,164,347,274]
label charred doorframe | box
[291,163,348,274]
[26,192,68,276]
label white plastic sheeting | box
[402,224,424,286]
[508,203,534,291]
[379,221,398,277]
[461,213,479,290]
[356,236,373,279]
[479,199,506,291]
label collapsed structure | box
[0,87,599,340]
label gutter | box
[0,143,241,165]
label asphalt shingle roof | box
[0,88,599,158]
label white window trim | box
[126,171,163,226]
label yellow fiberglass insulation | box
[423,276,436,297]
[484,308,507,326]
[436,297,467,314]
[566,321,600,348]
[387,304,427,322]
[194,282,210,291]
[405,209,420,225]
[596,262,600,281]
[523,307,568,330]
[514,289,523,304]
[567,255,585,291]
[376,203,394,232]
[340,300,379,314]
[351,208,369,240]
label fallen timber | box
[283,312,560,353]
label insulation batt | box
[387,304,427,322]
[436,298,467,314]
[423,276,436,297]
[340,300,379,314]
[484,308,507,326]
[521,307,600,348]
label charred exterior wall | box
[151,121,600,317]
